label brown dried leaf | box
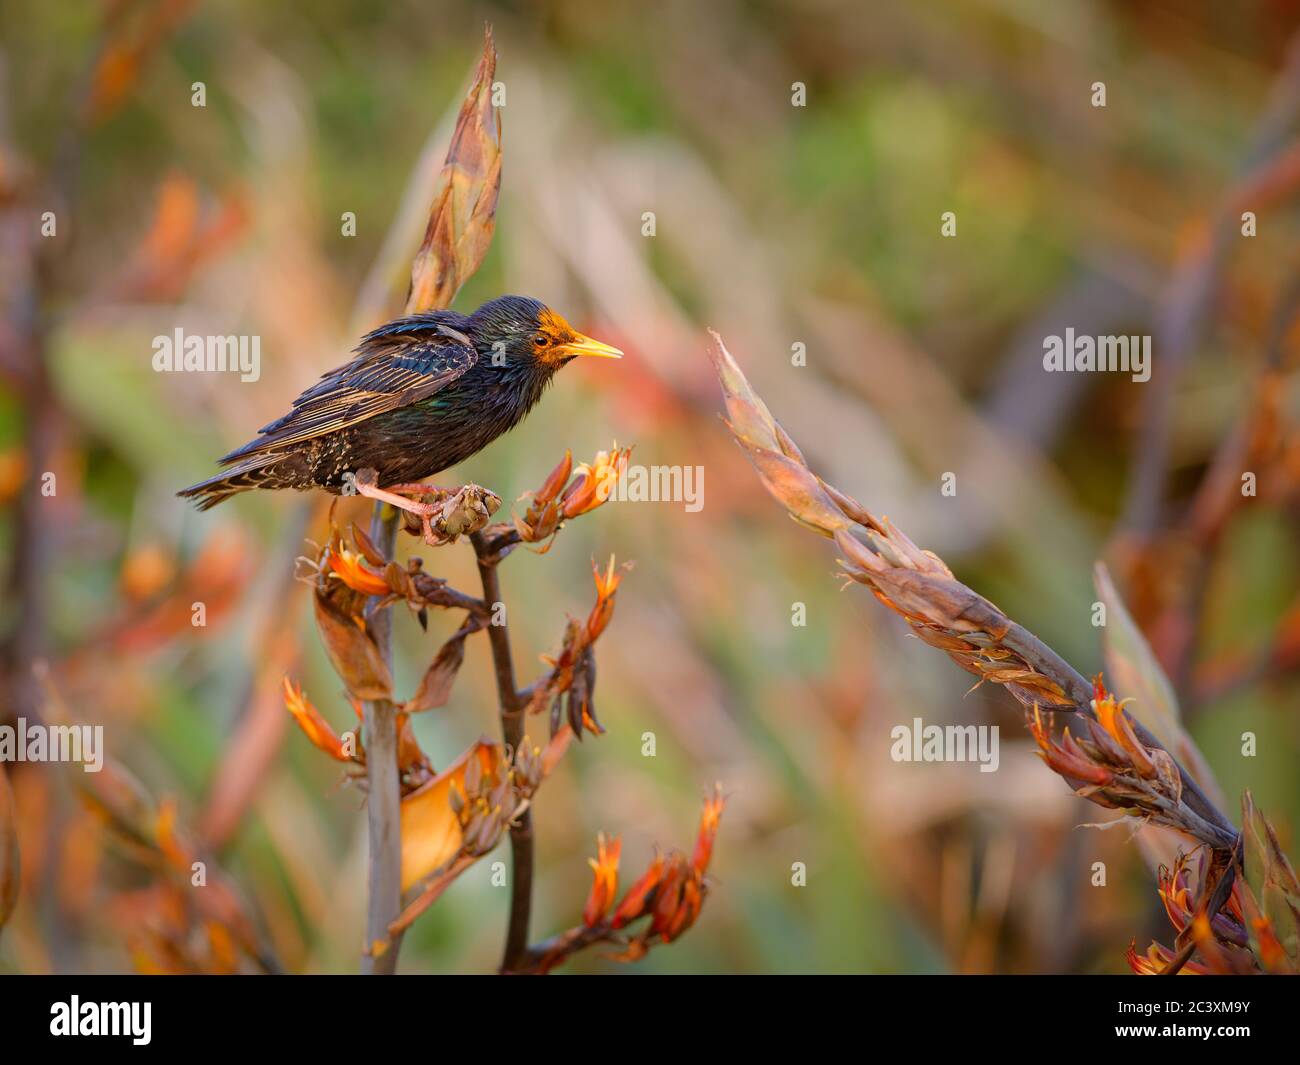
[404,618,482,712]
[312,591,393,701]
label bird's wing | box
[219,319,478,463]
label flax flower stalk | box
[705,331,1237,853]
[360,25,502,975]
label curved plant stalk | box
[703,330,1291,974]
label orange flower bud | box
[536,449,573,505]
[560,469,599,518]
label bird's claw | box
[417,483,502,545]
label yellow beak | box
[559,332,623,359]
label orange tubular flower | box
[1091,679,1157,779]
[666,877,703,941]
[515,447,630,545]
[326,543,391,597]
[561,446,630,518]
[154,799,192,873]
[282,677,353,762]
[583,833,622,928]
[611,852,666,929]
[586,556,628,641]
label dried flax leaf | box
[405,26,502,315]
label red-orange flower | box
[586,555,630,641]
[326,543,391,597]
[514,446,630,546]
[648,855,697,942]
[283,677,354,762]
[562,446,630,518]
[1091,678,1156,778]
[583,833,621,927]
[1028,705,1113,786]
[611,851,665,929]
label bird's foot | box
[426,486,506,546]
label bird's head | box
[467,295,623,370]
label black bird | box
[178,295,621,514]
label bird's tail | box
[177,457,281,511]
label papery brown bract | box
[403,617,483,713]
[312,553,394,701]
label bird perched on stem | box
[179,296,621,534]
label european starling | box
[178,296,621,519]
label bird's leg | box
[384,481,448,499]
[342,469,441,517]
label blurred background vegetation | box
[1,0,1299,973]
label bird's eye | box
[533,333,549,348]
